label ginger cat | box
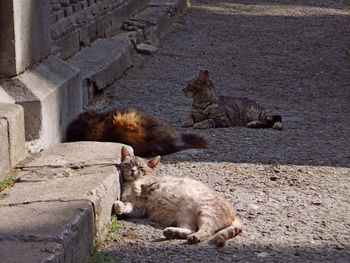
[66,108,208,157]
[114,147,242,247]
[182,70,282,130]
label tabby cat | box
[182,70,282,130]
[115,146,242,247]
[66,108,208,157]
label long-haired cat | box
[115,146,242,247]
[182,70,282,130]
[66,108,208,157]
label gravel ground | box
[90,0,350,262]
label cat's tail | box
[180,133,209,150]
[210,217,243,247]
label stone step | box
[0,142,132,262]
[67,34,134,106]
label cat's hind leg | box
[272,121,283,130]
[187,212,215,244]
[209,217,243,247]
[163,227,193,239]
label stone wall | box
[49,0,148,59]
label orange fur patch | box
[112,110,145,143]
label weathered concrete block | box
[96,15,112,38]
[51,28,80,60]
[0,201,93,263]
[125,0,190,48]
[0,87,15,103]
[0,119,10,175]
[134,6,176,43]
[13,0,51,74]
[1,56,82,149]
[0,0,52,78]
[0,103,26,170]
[49,0,149,58]
[109,0,149,36]
[0,241,64,263]
[2,166,118,241]
[0,0,16,78]
[79,20,98,46]
[68,34,133,105]
[50,15,76,40]
[25,141,133,167]
[4,142,133,240]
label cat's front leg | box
[114,200,126,215]
[246,120,266,128]
[182,118,194,128]
[193,119,216,129]
[114,201,137,216]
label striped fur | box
[115,147,243,247]
[182,70,282,130]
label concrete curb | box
[0,142,133,263]
[67,34,134,106]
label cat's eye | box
[121,163,131,168]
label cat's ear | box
[198,70,206,83]
[121,146,131,162]
[198,70,209,84]
[147,156,161,169]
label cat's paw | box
[182,119,194,128]
[132,182,142,196]
[272,121,283,130]
[163,227,192,239]
[113,201,124,215]
[187,233,201,244]
[163,228,177,239]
